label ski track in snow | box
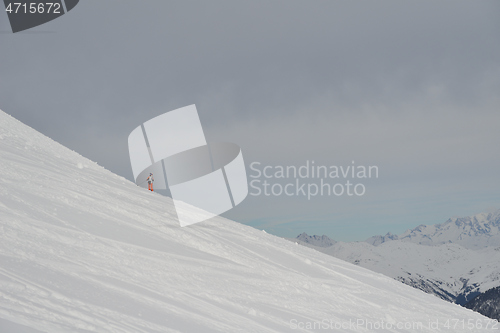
[0,109,498,332]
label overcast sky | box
[1,0,499,241]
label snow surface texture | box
[0,109,497,332]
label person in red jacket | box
[147,173,154,191]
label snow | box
[0,109,497,332]
[313,240,500,303]
[366,211,500,249]
[295,233,336,247]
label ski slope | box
[0,109,497,332]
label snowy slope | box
[0,109,497,333]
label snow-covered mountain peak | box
[295,232,336,247]
[364,231,400,246]
[366,209,500,249]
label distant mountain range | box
[291,210,500,318]
[365,210,500,249]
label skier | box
[147,173,154,191]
